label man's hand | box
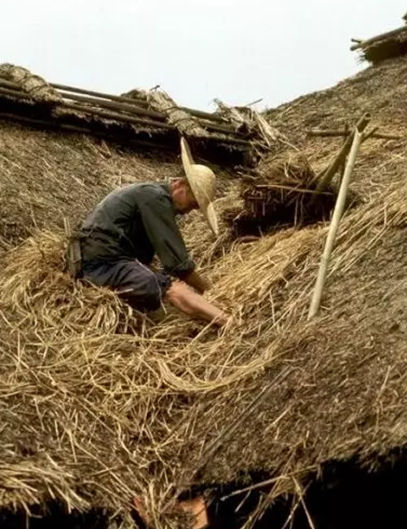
[182,270,211,294]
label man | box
[74,138,230,326]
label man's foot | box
[178,496,208,529]
[133,495,208,529]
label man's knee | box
[121,271,164,311]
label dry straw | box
[0,54,406,528]
[0,169,405,526]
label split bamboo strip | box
[308,128,364,319]
[0,86,33,102]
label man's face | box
[171,180,199,214]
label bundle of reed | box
[229,152,337,236]
[351,23,407,64]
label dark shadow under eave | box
[3,449,407,529]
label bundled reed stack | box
[228,152,337,236]
[351,15,407,63]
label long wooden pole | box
[307,127,364,320]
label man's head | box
[169,177,199,214]
[179,138,219,235]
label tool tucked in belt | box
[65,234,83,279]
[64,216,86,279]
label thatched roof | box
[0,54,406,528]
[351,16,407,64]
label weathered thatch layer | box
[0,54,406,528]
[0,174,405,526]
[0,120,231,252]
[265,57,407,163]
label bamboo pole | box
[62,90,241,135]
[0,78,19,90]
[60,91,167,120]
[307,127,364,319]
[0,86,33,101]
[52,82,148,105]
[61,91,243,135]
[50,82,230,123]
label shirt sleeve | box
[138,194,195,277]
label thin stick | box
[306,128,402,141]
[292,478,316,529]
[245,98,263,106]
[252,183,332,195]
[308,127,364,319]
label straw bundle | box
[229,152,337,236]
[351,24,407,64]
[126,88,208,138]
[0,64,62,104]
[214,99,282,147]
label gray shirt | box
[79,182,195,277]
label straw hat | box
[180,137,219,236]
